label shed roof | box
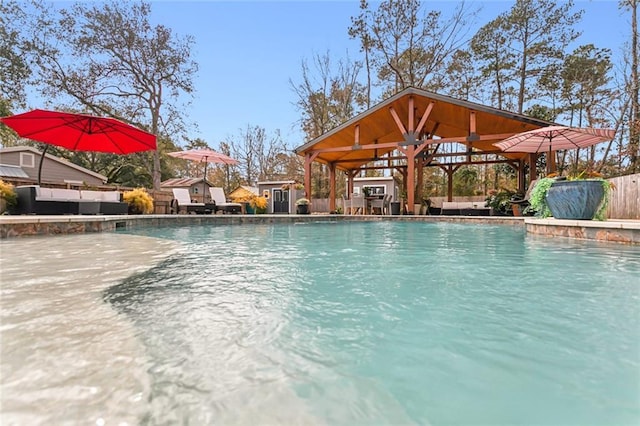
[161,177,207,188]
[294,87,554,171]
[0,164,30,178]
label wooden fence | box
[607,173,640,220]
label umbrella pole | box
[37,144,50,186]
[546,137,555,175]
[203,162,208,203]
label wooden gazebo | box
[294,87,553,211]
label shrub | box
[250,195,268,210]
[527,178,554,218]
[123,188,154,214]
[484,188,517,215]
[0,179,17,208]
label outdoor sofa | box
[440,201,491,216]
[15,185,127,215]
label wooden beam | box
[356,158,515,171]
[307,131,518,155]
[529,153,538,182]
[408,96,415,132]
[415,102,435,135]
[329,162,336,211]
[406,144,416,209]
[389,107,407,135]
[469,110,477,134]
[304,154,314,199]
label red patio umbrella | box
[167,149,239,201]
[0,109,156,184]
[494,126,615,173]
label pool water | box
[101,221,640,424]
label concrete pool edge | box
[1,214,639,245]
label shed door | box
[273,189,289,213]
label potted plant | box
[250,195,268,214]
[232,193,255,214]
[295,197,310,214]
[123,188,154,214]
[0,179,17,214]
[528,172,613,220]
[484,189,517,216]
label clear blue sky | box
[149,0,627,150]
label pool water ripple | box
[102,222,640,425]
[2,222,638,424]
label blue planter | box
[545,180,605,220]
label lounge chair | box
[209,187,242,214]
[171,188,208,214]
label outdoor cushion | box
[80,190,127,214]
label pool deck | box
[0,214,639,245]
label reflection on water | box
[2,223,640,425]
[0,233,177,425]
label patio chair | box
[350,193,366,215]
[209,187,242,214]
[382,194,392,215]
[510,179,538,216]
[171,188,207,214]
[369,195,385,215]
[342,194,350,215]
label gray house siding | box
[0,147,106,186]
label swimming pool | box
[2,222,639,424]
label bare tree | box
[504,0,583,113]
[228,125,291,185]
[349,0,477,97]
[290,51,364,139]
[620,0,639,172]
[25,1,198,189]
[470,15,516,110]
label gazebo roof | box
[294,87,554,171]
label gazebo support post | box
[529,153,538,182]
[442,164,460,202]
[304,152,319,200]
[517,160,526,193]
[328,162,336,212]
[406,144,416,210]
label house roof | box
[230,185,259,195]
[0,146,108,182]
[257,180,295,185]
[294,87,554,171]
